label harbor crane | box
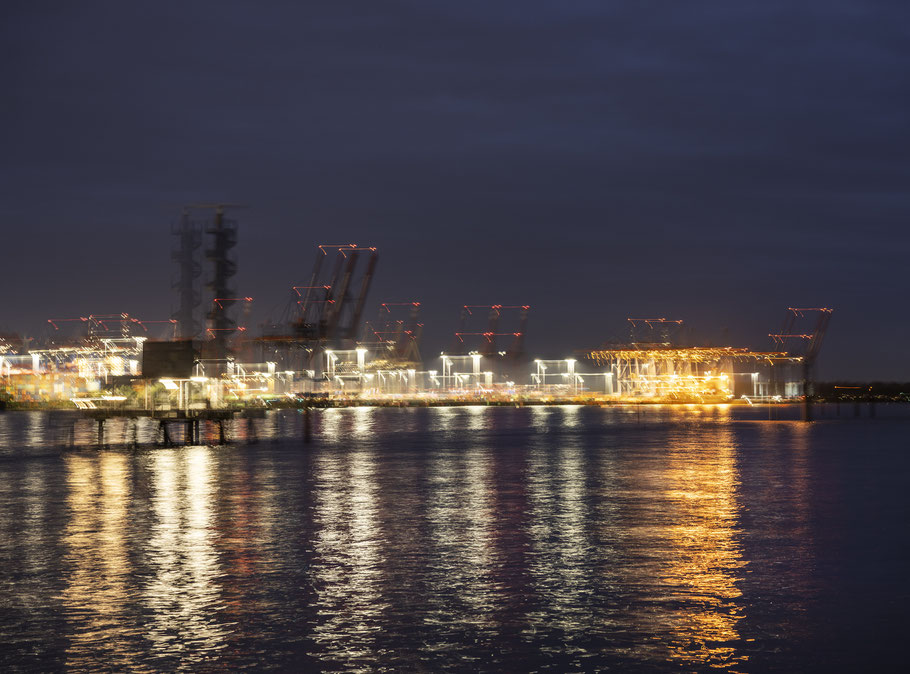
[769,307,833,420]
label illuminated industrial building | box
[0,213,829,409]
[583,346,804,402]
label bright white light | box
[160,379,178,390]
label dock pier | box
[80,408,265,448]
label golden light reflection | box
[61,452,135,669]
[624,415,747,670]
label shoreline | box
[0,398,902,413]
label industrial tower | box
[171,209,202,339]
[171,204,245,368]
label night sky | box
[3,1,908,379]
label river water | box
[0,405,907,672]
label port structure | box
[3,204,836,409]
[769,307,833,419]
[293,244,378,344]
[194,204,243,365]
[171,209,202,340]
[29,312,170,391]
[453,304,529,356]
[449,304,530,379]
[169,203,248,367]
[584,345,800,400]
[258,243,378,374]
[47,314,176,342]
[361,301,423,370]
[627,318,684,345]
[532,358,584,394]
[10,307,823,406]
[578,308,831,402]
[436,352,496,393]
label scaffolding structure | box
[201,205,241,363]
[171,209,202,339]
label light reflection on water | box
[526,420,594,659]
[144,448,228,666]
[459,444,497,626]
[311,442,387,666]
[61,453,132,669]
[658,427,744,669]
[0,406,905,670]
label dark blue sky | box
[2,1,908,379]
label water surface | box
[1,405,907,671]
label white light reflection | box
[350,406,374,439]
[530,405,552,433]
[27,411,47,447]
[143,448,227,664]
[311,444,387,662]
[430,405,457,432]
[458,445,496,624]
[559,404,582,429]
[20,460,48,579]
[466,405,487,431]
[526,432,593,638]
[260,409,280,440]
[320,407,342,442]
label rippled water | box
[1,405,908,672]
